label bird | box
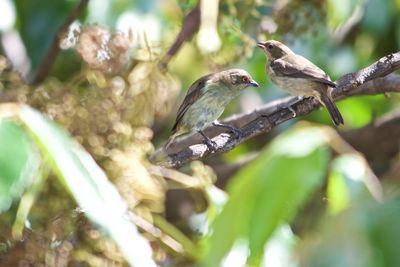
[257,40,344,125]
[165,69,259,150]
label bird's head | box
[257,40,294,60]
[216,69,259,90]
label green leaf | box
[326,0,362,29]
[201,127,330,266]
[222,224,298,267]
[327,170,350,215]
[362,0,392,35]
[17,106,156,267]
[12,162,48,239]
[303,197,400,267]
[337,96,388,128]
[261,224,297,266]
[327,154,381,215]
[14,0,77,75]
[0,120,40,213]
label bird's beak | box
[256,42,265,49]
[249,79,259,87]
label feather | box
[171,73,213,133]
[271,55,336,88]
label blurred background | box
[0,0,399,266]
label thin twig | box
[151,52,400,168]
[159,3,201,71]
[31,0,89,85]
[129,212,198,260]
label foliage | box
[0,0,399,266]
[202,127,330,266]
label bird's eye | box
[267,44,273,50]
[242,76,249,83]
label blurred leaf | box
[366,197,400,267]
[221,143,251,163]
[205,185,228,219]
[396,20,400,49]
[0,120,40,213]
[327,154,381,215]
[261,225,297,267]
[327,0,361,29]
[338,96,387,128]
[328,47,357,78]
[302,197,400,267]
[14,0,77,74]
[362,0,392,35]
[12,162,48,239]
[327,169,350,215]
[51,49,82,81]
[153,215,199,260]
[15,105,156,267]
[201,127,330,266]
[221,225,298,267]
[220,239,248,267]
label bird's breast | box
[181,87,237,131]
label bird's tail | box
[318,90,344,126]
[149,131,183,166]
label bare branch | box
[208,110,400,187]
[159,4,201,70]
[151,52,400,168]
[31,0,89,85]
[340,109,400,164]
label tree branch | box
[211,110,400,185]
[158,3,201,70]
[340,109,400,164]
[31,0,89,85]
[151,52,400,168]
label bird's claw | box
[203,138,218,152]
[288,106,297,118]
[228,127,243,139]
[278,103,297,118]
[212,122,243,139]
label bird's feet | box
[228,127,244,139]
[212,121,243,139]
[278,103,297,118]
[287,106,297,118]
[198,130,218,152]
[279,97,303,118]
[202,137,218,152]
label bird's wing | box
[271,55,336,87]
[171,73,213,133]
